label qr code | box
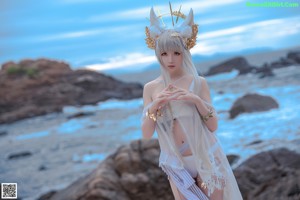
[1,183,17,199]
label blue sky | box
[1,0,300,71]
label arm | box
[141,83,159,139]
[192,77,218,132]
[160,77,218,133]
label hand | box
[151,85,177,112]
[166,84,197,103]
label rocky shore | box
[1,50,299,124]
[38,139,300,200]
[0,59,143,124]
[204,51,300,78]
[1,50,299,200]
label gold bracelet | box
[156,108,162,117]
[196,176,207,189]
[201,107,214,122]
[146,108,163,122]
[146,109,157,122]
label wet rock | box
[67,112,95,119]
[234,148,300,200]
[40,139,300,200]
[227,154,240,166]
[0,130,8,137]
[37,190,57,200]
[7,151,33,160]
[205,57,256,76]
[229,93,279,119]
[46,139,173,200]
[203,51,300,79]
[287,51,300,64]
[255,63,275,78]
[247,140,263,146]
[278,57,297,66]
[38,165,47,171]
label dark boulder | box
[234,148,300,200]
[229,93,279,119]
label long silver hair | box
[154,29,201,96]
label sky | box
[1,0,300,72]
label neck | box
[169,71,186,82]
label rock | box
[253,52,300,74]
[45,139,173,200]
[205,57,256,76]
[234,148,300,200]
[279,57,297,66]
[0,130,8,137]
[37,190,57,200]
[269,61,285,69]
[1,61,16,71]
[40,140,300,200]
[247,140,263,146]
[203,51,299,79]
[255,63,275,78]
[7,151,33,160]
[38,165,47,171]
[67,112,95,119]
[229,93,279,119]
[0,59,143,124]
[227,154,240,166]
[287,51,300,64]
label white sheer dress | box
[141,77,243,200]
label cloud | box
[85,53,156,71]
[37,29,105,41]
[173,0,244,13]
[192,15,300,54]
[87,0,243,23]
[34,25,137,42]
[85,15,300,71]
[199,14,256,25]
[59,0,109,4]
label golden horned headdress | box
[145,5,198,50]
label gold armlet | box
[201,107,214,122]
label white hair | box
[154,29,202,95]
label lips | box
[168,65,175,68]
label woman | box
[141,7,243,200]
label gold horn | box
[186,24,198,49]
[145,26,156,49]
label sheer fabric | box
[141,76,243,199]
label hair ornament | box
[145,3,198,50]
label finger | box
[168,92,184,100]
[169,90,186,96]
[159,92,173,99]
[174,94,185,100]
[170,86,186,93]
[171,91,189,99]
[157,90,172,97]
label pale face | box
[160,50,183,73]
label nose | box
[167,54,174,63]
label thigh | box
[196,174,224,200]
[169,178,186,200]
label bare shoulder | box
[143,77,162,101]
[198,75,206,82]
[198,76,212,103]
[144,77,162,91]
[198,75,208,88]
